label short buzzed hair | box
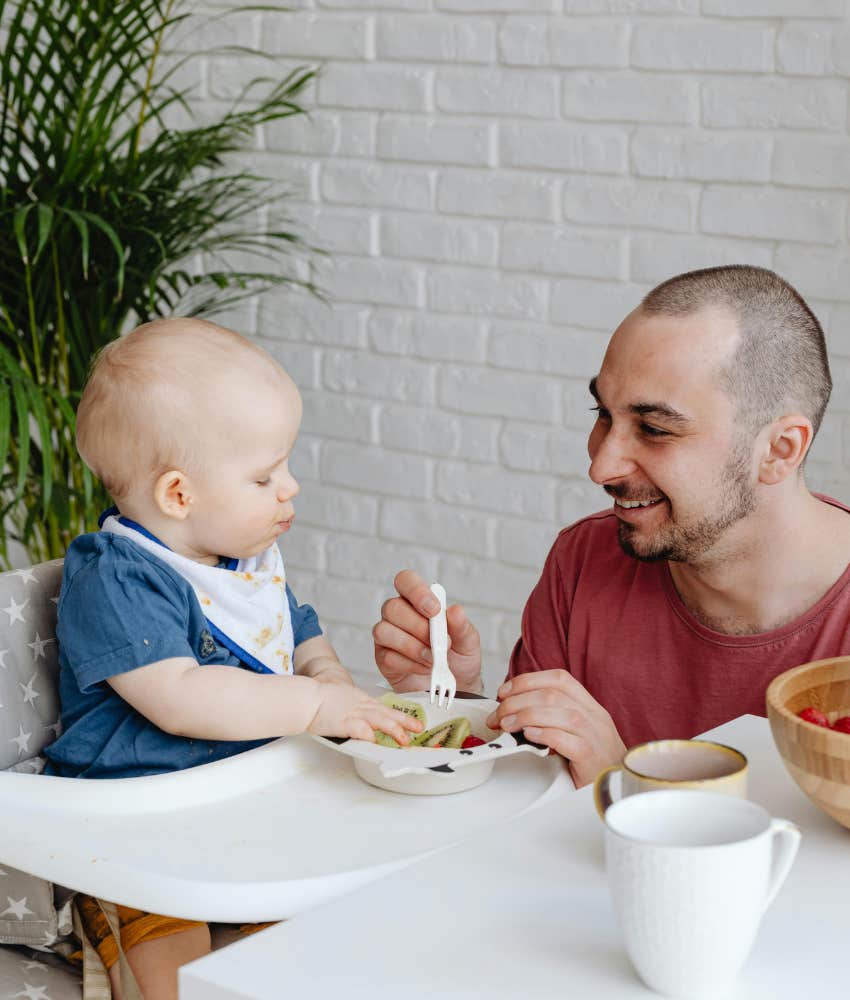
[641,265,831,440]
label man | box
[372,265,850,786]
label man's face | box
[587,305,758,565]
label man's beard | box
[616,444,756,564]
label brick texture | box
[180,4,850,686]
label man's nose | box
[588,427,637,485]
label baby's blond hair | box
[76,318,283,500]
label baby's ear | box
[154,469,193,520]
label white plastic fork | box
[428,582,456,710]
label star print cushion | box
[0,944,82,998]
[0,561,71,949]
[0,561,63,772]
[0,866,72,948]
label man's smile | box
[613,497,663,509]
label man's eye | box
[640,424,669,438]
[590,405,610,421]
[256,478,271,486]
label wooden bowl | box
[766,657,850,830]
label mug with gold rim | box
[594,738,748,818]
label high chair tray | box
[1,733,567,922]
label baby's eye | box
[256,478,271,487]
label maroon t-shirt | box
[507,497,850,749]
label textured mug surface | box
[604,789,800,999]
[594,738,747,817]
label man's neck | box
[667,487,850,635]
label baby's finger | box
[390,707,424,732]
[376,708,423,745]
[349,719,377,743]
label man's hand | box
[486,669,626,788]
[308,684,424,744]
[373,570,483,694]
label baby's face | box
[184,370,302,564]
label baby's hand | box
[308,685,424,744]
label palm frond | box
[0,0,317,565]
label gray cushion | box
[0,560,63,771]
[0,561,79,989]
[0,942,81,999]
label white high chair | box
[0,562,566,999]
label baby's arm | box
[294,636,353,685]
[106,658,421,744]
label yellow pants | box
[71,895,274,971]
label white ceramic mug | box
[594,738,747,817]
[604,789,801,999]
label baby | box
[44,318,420,999]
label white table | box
[181,716,845,999]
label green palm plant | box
[0,0,316,567]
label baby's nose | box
[277,476,299,502]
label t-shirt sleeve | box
[286,584,323,647]
[57,544,195,693]
[507,531,570,683]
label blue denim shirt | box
[43,532,322,779]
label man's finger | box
[445,604,480,658]
[373,619,433,664]
[374,646,431,683]
[522,725,584,761]
[393,569,441,615]
[499,705,586,735]
[378,595,431,644]
[491,692,582,731]
[498,668,597,709]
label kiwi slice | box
[410,721,453,747]
[375,694,427,747]
[410,717,472,749]
[379,693,427,725]
[442,717,471,749]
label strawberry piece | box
[461,735,486,748]
[798,706,830,728]
[832,715,850,734]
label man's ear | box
[757,415,813,485]
[153,469,194,520]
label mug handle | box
[593,764,623,819]
[763,818,802,912]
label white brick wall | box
[192,1,850,693]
